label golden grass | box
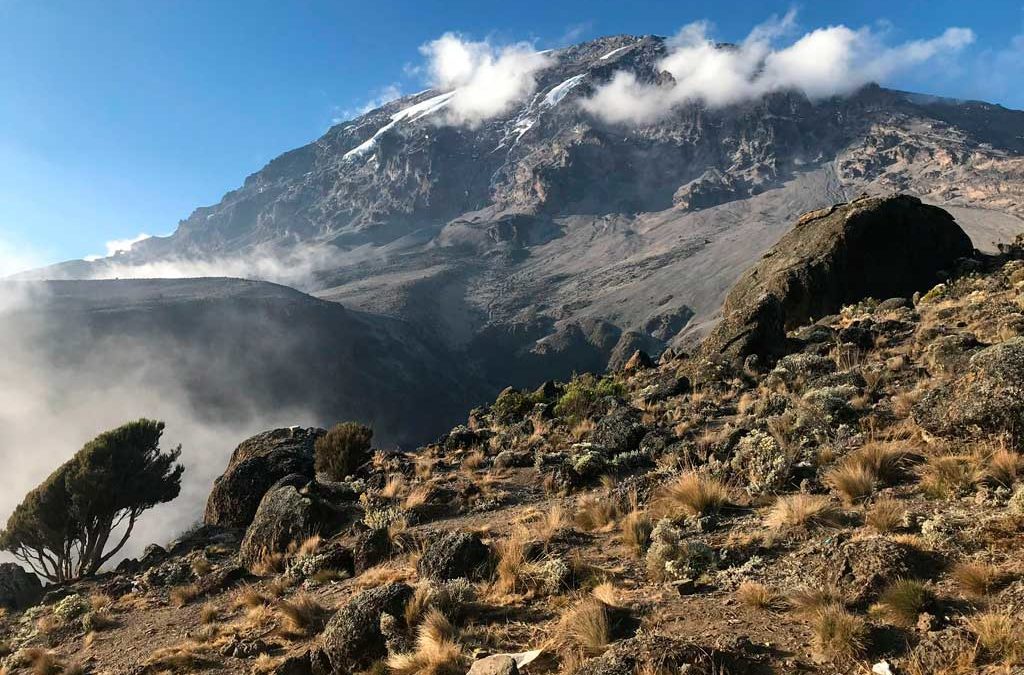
[764,494,843,531]
[403,485,433,510]
[251,550,289,576]
[570,419,596,442]
[492,527,542,596]
[865,497,906,533]
[387,609,465,675]
[143,641,214,673]
[787,586,843,619]
[736,581,781,611]
[199,603,220,625]
[654,472,728,518]
[253,654,282,674]
[968,612,1023,665]
[381,473,407,499]
[575,493,619,532]
[984,448,1021,487]
[826,462,876,504]
[277,593,328,638]
[870,579,931,627]
[191,556,213,577]
[619,510,652,558]
[919,454,978,498]
[951,562,1001,597]
[530,503,567,543]
[462,449,486,471]
[169,583,201,608]
[556,597,612,656]
[809,604,867,661]
[23,649,61,675]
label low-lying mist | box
[0,281,315,566]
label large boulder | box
[205,427,324,528]
[238,479,358,570]
[416,531,491,581]
[0,563,42,611]
[321,583,413,671]
[699,194,972,365]
[915,337,1024,438]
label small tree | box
[0,419,183,582]
[314,422,373,481]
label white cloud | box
[582,14,975,124]
[84,232,153,261]
[0,237,45,278]
[418,33,554,127]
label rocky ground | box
[2,195,1024,674]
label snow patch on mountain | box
[543,74,587,107]
[344,91,455,160]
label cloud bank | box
[418,33,553,127]
[582,15,975,124]
[84,232,153,261]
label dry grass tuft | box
[952,562,1001,598]
[387,609,465,675]
[199,603,220,625]
[983,447,1021,487]
[787,586,843,619]
[809,604,867,661]
[556,597,612,656]
[736,581,781,611]
[232,586,272,611]
[765,494,843,531]
[462,449,486,471]
[968,612,1023,665]
[575,494,619,532]
[654,472,729,518]
[492,527,550,597]
[870,579,931,627]
[919,454,978,499]
[251,550,289,576]
[826,462,876,504]
[531,504,567,543]
[191,556,213,577]
[865,497,906,533]
[620,510,652,558]
[169,583,201,608]
[403,485,433,510]
[381,474,407,499]
[277,592,328,638]
[24,649,61,675]
[252,654,282,674]
[143,641,214,673]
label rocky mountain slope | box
[4,196,1024,674]
[23,35,1024,400]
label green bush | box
[0,419,183,582]
[554,374,625,424]
[491,388,542,424]
[315,422,373,481]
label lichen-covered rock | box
[0,563,41,611]
[416,531,490,581]
[205,427,324,528]
[826,537,926,605]
[915,337,1024,438]
[239,481,358,570]
[699,194,972,365]
[592,405,646,456]
[321,583,413,671]
[353,528,392,575]
[923,333,983,375]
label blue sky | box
[2,0,1023,272]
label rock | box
[353,528,392,575]
[205,427,324,528]
[416,531,491,581]
[239,481,358,570]
[699,194,972,365]
[827,537,926,605]
[321,583,413,671]
[467,655,518,675]
[876,297,911,311]
[915,337,1024,438]
[592,405,646,456]
[196,565,250,597]
[0,563,42,611]
[923,333,983,375]
[622,350,655,372]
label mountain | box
[18,34,1024,441]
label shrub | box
[554,374,625,424]
[0,419,183,582]
[314,422,373,481]
[491,388,541,424]
[645,519,715,582]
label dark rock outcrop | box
[416,531,491,581]
[238,480,359,570]
[700,194,973,365]
[205,427,323,529]
[321,582,413,671]
[0,563,42,611]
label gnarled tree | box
[0,419,183,582]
